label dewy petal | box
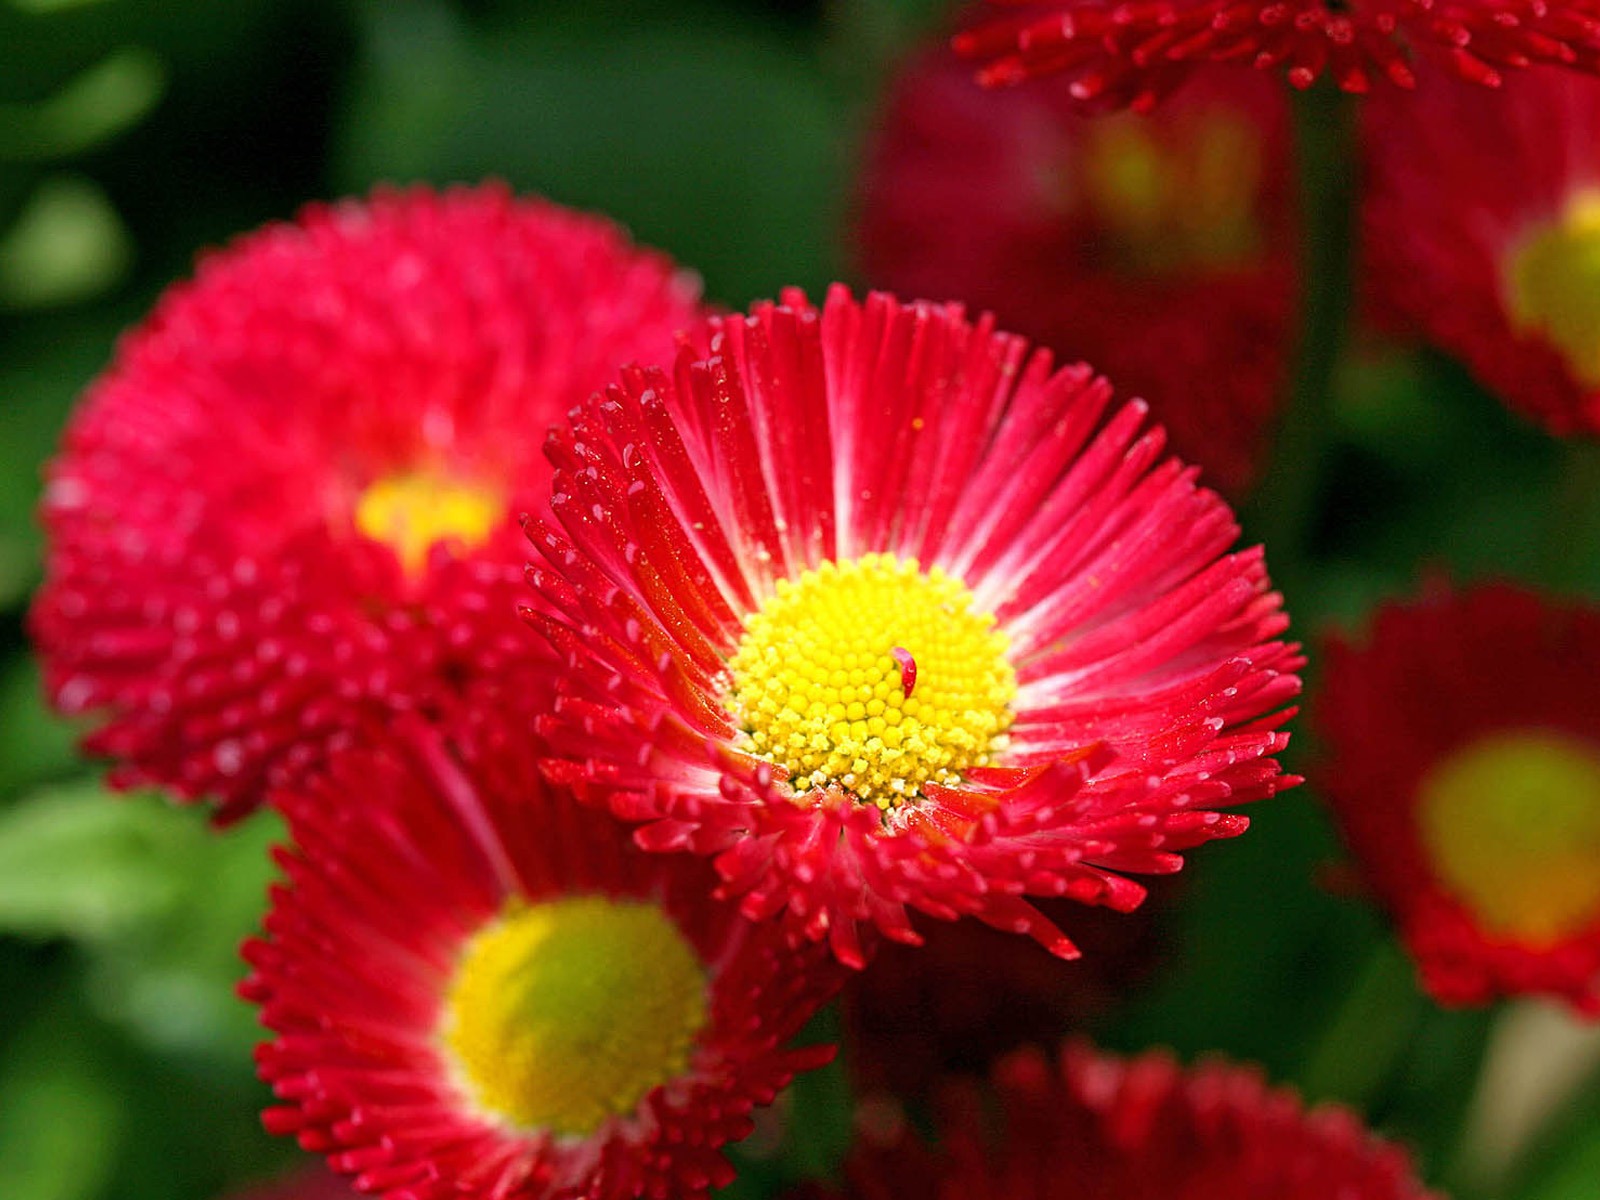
[29,183,704,820]
[242,710,843,1200]
[527,286,1300,967]
[956,0,1600,103]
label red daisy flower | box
[857,47,1295,496]
[1319,582,1600,1012]
[820,1041,1440,1200]
[526,285,1302,968]
[29,183,703,821]
[1363,66,1600,436]
[955,0,1600,106]
[241,712,841,1200]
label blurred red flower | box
[30,184,702,820]
[1320,582,1600,1012]
[820,1041,1440,1200]
[1364,66,1600,436]
[957,0,1600,107]
[858,48,1294,495]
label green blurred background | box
[4,3,1600,1199]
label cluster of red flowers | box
[30,185,1315,1199]
[31,9,1600,1196]
[860,18,1600,472]
[857,50,1296,494]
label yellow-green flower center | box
[441,895,708,1136]
[354,470,502,576]
[726,554,1016,810]
[1075,109,1265,274]
[1507,191,1600,387]
[1418,729,1600,946]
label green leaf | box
[84,805,281,1058]
[779,1052,853,1181]
[1483,1032,1600,1200]
[0,782,193,940]
[0,656,80,800]
[0,781,283,1060]
[721,1000,851,1197]
[1323,349,1565,593]
[336,0,846,306]
[6,0,116,13]
[0,995,125,1200]
[0,46,167,161]
[1110,792,1385,1084]
[1296,939,1426,1107]
[824,0,953,83]
[0,173,133,310]
[1515,1128,1600,1200]
[0,309,118,611]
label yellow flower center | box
[1417,729,1600,947]
[441,895,708,1136]
[354,470,502,576]
[1506,191,1600,387]
[1076,109,1265,274]
[726,554,1016,810]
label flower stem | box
[1295,938,1423,1104]
[1244,84,1360,604]
[1447,1000,1600,1196]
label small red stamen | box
[892,647,917,697]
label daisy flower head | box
[858,47,1295,495]
[955,0,1600,108]
[242,710,842,1200]
[526,285,1302,968]
[29,183,703,821]
[822,1041,1441,1200]
[1364,66,1600,436]
[1320,583,1600,1013]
